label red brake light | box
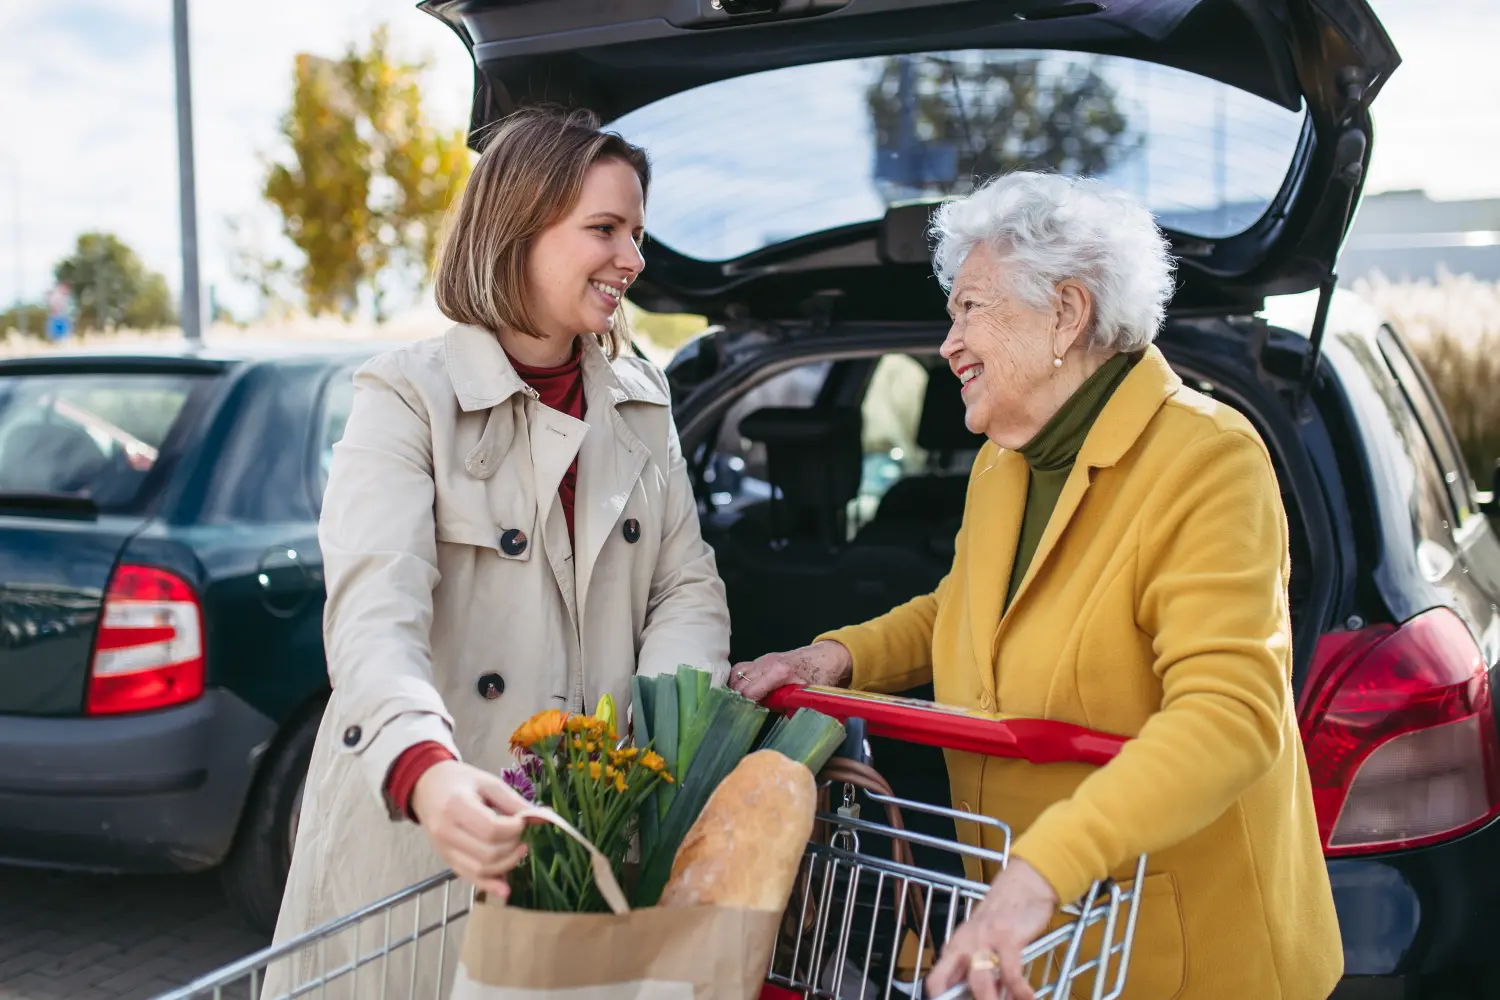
[86,564,206,715]
[1301,608,1500,856]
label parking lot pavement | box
[0,866,269,1000]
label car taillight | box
[86,564,205,715]
[1300,607,1500,856]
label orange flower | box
[511,709,567,752]
[588,761,603,780]
[640,750,668,774]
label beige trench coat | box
[261,325,731,999]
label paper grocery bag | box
[450,896,780,1000]
[449,803,779,1000]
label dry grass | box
[1352,271,1500,493]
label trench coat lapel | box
[573,341,668,625]
[994,346,1184,642]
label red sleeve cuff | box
[384,741,457,822]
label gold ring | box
[970,948,1000,972]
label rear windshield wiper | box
[0,492,100,519]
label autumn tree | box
[866,53,1132,197]
[262,26,471,320]
[53,233,176,332]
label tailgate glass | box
[614,49,1306,262]
[0,371,207,511]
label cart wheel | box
[221,705,322,935]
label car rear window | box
[0,370,209,511]
[613,48,1307,261]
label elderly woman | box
[731,172,1341,1000]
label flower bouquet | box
[499,702,675,912]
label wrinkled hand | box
[411,759,532,900]
[926,859,1058,1000]
[728,640,853,703]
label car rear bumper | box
[1330,814,1500,997]
[0,689,276,873]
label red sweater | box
[384,342,588,821]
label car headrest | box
[0,422,108,493]
[738,406,863,512]
[916,368,986,455]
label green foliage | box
[51,232,177,332]
[261,25,472,320]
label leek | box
[758,707,846,776]
[633,685,769,906]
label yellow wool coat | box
[821,346,1341,1000]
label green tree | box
[52,232,177,332]
[866,54,1132,196]
[262,25,472,320]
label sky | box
[0,0,1495,321]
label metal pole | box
[172,0,202,342]
[9,158,23,337]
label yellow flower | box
[661,772,675,785]
[511,709,567,752]
[566,715,592,734]
[607,747,639,767]
[613,772,628,794]
[588,761,603,780]
[571,736,585,752]
[594,693,618,735]
[640,750,667,774]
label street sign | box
[45,282,73,341]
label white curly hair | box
[930,172,1177,353]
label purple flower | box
[502,765,536,802]
[522,753,544,783]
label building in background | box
[1339,189,1500,283]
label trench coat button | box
[342,725,362,747]
[500,529,528,556]
[477,673,505,700]
[622,518,641,543]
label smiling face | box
[515,157,646,365]
[939,243,1102,449]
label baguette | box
[658,749,816,911]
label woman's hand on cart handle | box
[729,641,853,703]
[926,858,1058,1000]
[410,760,532,900]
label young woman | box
[263,107,731,999]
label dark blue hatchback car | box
[2,0,1499,996]
[0,342,376,932]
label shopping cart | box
[152,687,1144,1000]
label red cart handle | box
[764,685,1127,766]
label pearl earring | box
[1052,357,1063,368]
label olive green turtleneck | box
[1004,351,1140,609]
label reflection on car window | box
[1341,333,1460,553]
[0,372,200,509]
[614,49,1306,261]
[858,354,930,522]
[1376,328,1474,524]
[316,368,357,498]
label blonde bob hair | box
[433,106,651,360]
